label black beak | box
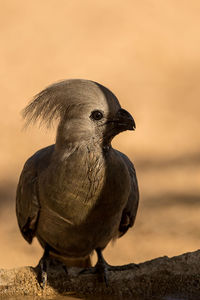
[115,108,136,131]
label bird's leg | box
[95,248,139,284]
[38,247,49,288]
[94,248,110,285]
[79,248,109,284]
[80,248,139,285]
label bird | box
[16,79,139,286]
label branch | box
[1,250,200,299]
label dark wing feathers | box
[16,158,39,243]
[16,145,54,243]
[117,151,139,237]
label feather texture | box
[17,79,139,273]
[22,79,116,128]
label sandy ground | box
[0,0,200,269]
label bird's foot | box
[80,259,138,286]
[37,247,50,289]
[94,259,110,286]
[79,260,110,286]
[80,248,139,286]
[38,256,48,288]
[38,255,69,288]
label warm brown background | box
[1,0,200,269]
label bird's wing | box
[16,145,54,244]
[117,150,139,238]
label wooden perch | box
[1,250,200,299]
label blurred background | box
[0,0,200,269]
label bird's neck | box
[55,120,112,153]
[55,133,111,158]
[50,139,107,208]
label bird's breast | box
[39,148,106,223]
[39,147,130,226]
[37,147,131,255]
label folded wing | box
[117,151,139,238]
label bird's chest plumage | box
[40,148,105,219]
[38,147,130,255]
[42,148,129,215]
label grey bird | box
[16,79,139,286]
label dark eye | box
[90,110,103,121]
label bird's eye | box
[90,110,103,121]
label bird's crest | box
[22,81,73,128]
[22,79,104,128]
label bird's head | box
[23,79,135,149]
[55,80,135,148]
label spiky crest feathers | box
[22,79,105,128]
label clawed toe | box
[79,248,139,286]
[79,262,109,286]
[79,267,95,275]
[41,270,47,288]
[37,247,49,288]
[38,261,48,288]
